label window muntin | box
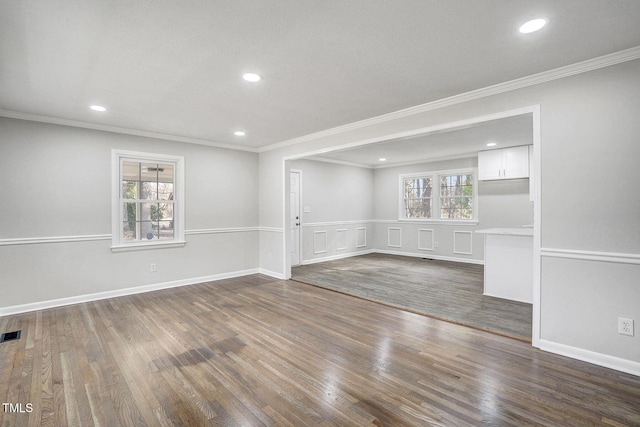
[403,176,433,219]
[121,161,175,241]
[400,170,476,222]
[439,174,473,220]
[112,150,184,250]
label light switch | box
[303,206,311,213]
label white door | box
[290,171,301,266]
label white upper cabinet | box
[478,145,530,180]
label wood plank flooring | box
[292,253,532,341]
[1,275,639,426]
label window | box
[400,169,476,222]
[112,150,185,251]
[439,174,473,219]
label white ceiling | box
[2,1,640,150]
[308,114,533,168]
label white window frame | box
[111,149,186,252]
[399,168,478,224]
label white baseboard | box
[301,249,375,265]
[258,268,287,280]
[374,249,484,265]
[0,268,260,317]
[538,339,640,377]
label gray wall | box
[0,117,260,310]
[373,157,532,262]
[291,156,531,264]
[290,159,374,263]
[261,58,640,372]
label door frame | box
[290,169,303,267]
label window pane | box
[157,221,174,239]
[141,163,173,183]
[404,177,432,198]
[122,161,140,181]
[139,221,156,240]
[141,181,158,200]
[159,202,174,221]
[440,197,473,219]
[122,180,138,199]
[122,221,136,241]
[440,174,472,197]
[404,198,431,218]
[157,182,174,201]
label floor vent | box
[0,330,21,343]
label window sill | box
[111,240,187,253]
[397,219,479,226]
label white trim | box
[186,227,261,235]
[418,229,435,251]
[538,339,640,377]
[0,228,265,247]
[375,219,479,226]
[258,268,287,280]
[374,249,484,265]
[259,227,285,233]
[0,269,260,317]
[336,229,348,251]
[301,249,376,265]
[260,46,640,153]
[302,220,373,228]
[532,104,542,348]
[111,240,187,252]
[0,234,111,246]
[313,231,327,254]
[111,149,185,251]
[0,109,258,153]
[356,227,367,248]
[541,248,640,265]
[387,227,402,248]
[453,230,473,255]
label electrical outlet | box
[150,263,157,273]
[434,241,440,249]
[618,318,634,336]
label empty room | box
[1,1,639,426]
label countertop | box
[475,227,533,236]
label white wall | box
[289,159,374,264]
[0,118,260,312]
[260,58,640,374]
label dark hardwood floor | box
[1,275,639,426]
[292,253,532,341]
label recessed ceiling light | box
[242,73,262,83]
[234,131,246,136]
[379,158,387,162]
[486,142,497,147]
[519,18,547,34]
[90,105,107,112]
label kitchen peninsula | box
[476,228,533,304]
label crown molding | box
[0,110,259,153]
[259,45,640,153]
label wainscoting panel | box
[313,231,328,254]
[336,229,348,251]
[453,230,473,255]
[418,229,435,251]
[388,227,402,248]
[356,227,367,248]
